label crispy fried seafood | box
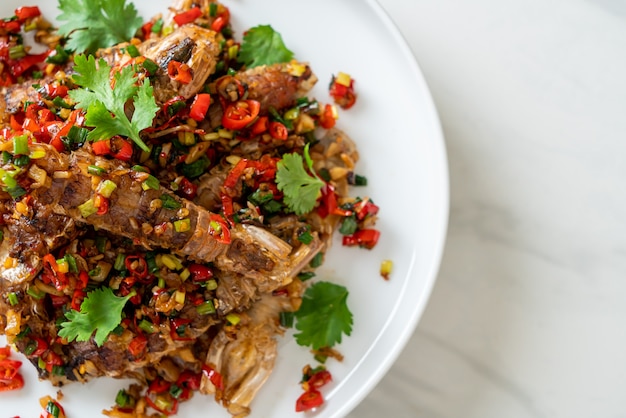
[0,1,372,417]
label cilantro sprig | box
[293,281,353,350]
[58,287,135,347]
[276,144,324,216]
[238,25,294,68]
[57,0,143,54]
[69,54,158,152]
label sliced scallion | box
[196,300,215,315]
[13,134,29,155]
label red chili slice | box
[173,7,202,26]
[15,6,41,21]
[188,263,214,282]
[268,121,288,140]
[189,93,211,122]
[201,364,224,390]
[167,61,192,84]
[342,228,381,249]
[295,389,324,412]
[222,100,261,130]
[208,213,231,244]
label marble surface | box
[350,0,626,417]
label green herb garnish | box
[238,25,294,68]
[69,54,158,152]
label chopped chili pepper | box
[42,351,63,373]
[269,121,288,140]
[95,195,109,215]
[11,52,47,77]
[306,369,332,390]
[170,317,193,341]
[177,177,197,200]
[318,103,336,129]
[110,136,134,161]
[91,139,111,156]
[189,93,211,122]
[188,263,214,282]
[27,337,48,358]
[0,371,23,392]
[125,255,149,280]
[354,198,379,220]
[173,7,202,26]
[141,21,154,39]
[167,61,192,84]
[145,393,179,416]
[42,83,69,100]
[175,370,202,400]
[42,253,68,291]
[15,6,41,21]
[250,115,269,135]
[295,389,324,412]
[70,289,86,311]
[329,74,357,109]
[0,359,22,382]
[201,364,224,390]
[342,228,380,249]
[317,184,353,218]
[208,213,231,244]
[210,7,230,32]
[222,99,261,130]
[129,334,148,358]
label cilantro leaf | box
[238,25,294,68]
[69,55,158,152]
[276,149,324,216]
[58,287,134,347]
[293,281,353,350]
[57,0,143,54]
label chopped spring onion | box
[354,174,368,186]
[9,45,25,60]
[141,174,160,191]
[339,216,358,235]
[114,253,126,271]
[196,300,216,315]
[115,390,132,408]
[160,254,183,271]
[12,154,30,167]
[204,279,218,290]
[97,179,117,198]
[46,45,70,65]
[138,319,156,334]
[13,134,29,155]
[142,58,159,75]
[46,401,60,418]
[8,292,18,306]
[78,198,98,218]
[169,384,183,399]
[173,290,186,304]
[174,218,191,233]
[126,44,140,58]
[64,253,78,274]
[96,236,108,253]
[160,194,181,210]
[309,252,324,268]
[87,165,107,176]
[52,96,72,109]
[27,285,45,300]
[179,268,190,281]
[279,311,294,328]
[152,18,163,34]
[225,313,241,325]
[209,2,218,16]
[298,229,314,245]
[297,271,315,282]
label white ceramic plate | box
[0,0,448,416]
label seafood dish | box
[0,0,379,416]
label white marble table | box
[350,0,626,417]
